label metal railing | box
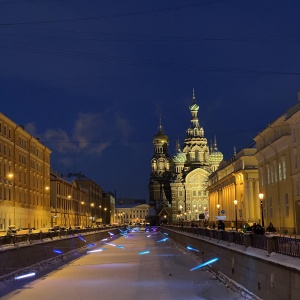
[167,225,300,258]
[0,226,119,248]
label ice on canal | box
[2,228,249,300]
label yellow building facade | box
[0,112,51,230]
[207,148,260,228]
[254,97,300,234]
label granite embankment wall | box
[0,228,119,278]
[163,228,300,300]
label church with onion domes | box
[148,90,224,224]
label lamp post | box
[90,203,95,225]
[80,201,85,227]
[104,207,107,224]
[258,192,265,228]
[7,173,16,226]
[99,205,102,224]
[216,204,220,216]
[233,200,238,231]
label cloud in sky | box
[25,110,134,156]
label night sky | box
[1,0,300,200]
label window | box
[273,161,278,182]
[282,158,287,180]
[278,162,282,181]
[269,197,272,218]
[270,164,274,184]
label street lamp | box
[104,207,107,224]
[258,192,265,228]
[233,200,238,231]
[90,203,95,225]
[7,173,16,225]
[216,204,220,216]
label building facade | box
[0,112,51,230]
[207,148,260,228]
[149,91,223,223]
[103,192,116,224]
[253,95,300,234]
[115,203,149,225]
[50,170,88,228]
[72,174,104,226]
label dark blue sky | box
[1,0,300,200]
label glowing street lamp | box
[258,192,265,228]
[216,204,220,216]
[233,200,238,231]
[104,207,107,224]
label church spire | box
[213,135,218,150]
[175,137,181,152]
[158,115,163,133]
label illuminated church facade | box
[148,91,223,223]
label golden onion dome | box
[153,119,169,144]
[153,132,169,145]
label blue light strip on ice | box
[190,258,219,271]
[14,272,36,280]
[187,246,199,252]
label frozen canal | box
[2,228,246,300]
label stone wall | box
[0,229,116,278]
[163,228,300,300]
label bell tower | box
[148,117,172,210]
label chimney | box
[298,90,300,101]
